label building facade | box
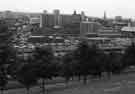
[80,21,102,36]
[40,10,85,28]
[53,9,62,26]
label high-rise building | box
[80,21,101,36]
[40,10,48,28]
[40,13,54,28]
[40,10,83,28]
[61,14,72,25]
[40,14,43,28]
[40,14,47,28]
[54,9,62,26]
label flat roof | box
[121,26,135,32]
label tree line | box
[0,40,134,94]
[0,22,135,94]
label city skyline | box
[0,0,135,19]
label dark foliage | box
[122,43,135,67]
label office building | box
[30,17,40,24]
[80,21,101,36]
[71,10,81,23]
[61,14,72,25]
[40,14,55,27]
[40,10,47,28]
[54,9,62,26]
[115,16,122,22]
[97,29,122,38]
[40,10,83,28]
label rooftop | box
[121,26,135,32]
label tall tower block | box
[54,9,61,26]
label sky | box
[0,0,135,18]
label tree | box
[0,22,13,93]
[16,63,37,94]
[0,22,13,46]
[110,53,123,74]
[102,52,121,79]
[74,41,103,84]
[61,52,76,84]
[0,68,8,94]
[33,47,54,94]
[73,41,89,84]
[122,43,135,68]
[7,47,27,80]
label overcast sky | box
[0,0,134,18]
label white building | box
[29,17,40,25]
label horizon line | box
[0,9,133,19]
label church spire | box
[104,11,107,20]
